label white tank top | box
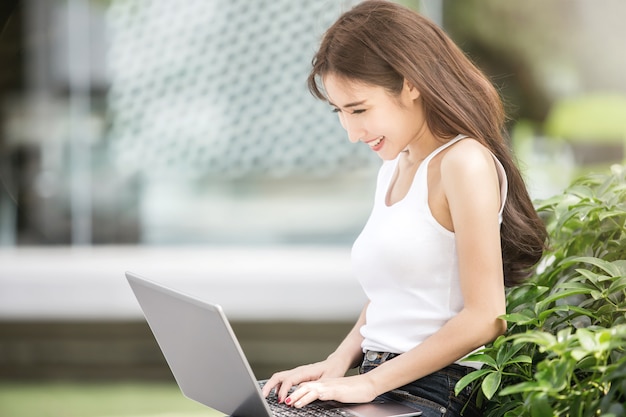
[352,135,508,356]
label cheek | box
[394,110,419,136]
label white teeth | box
[369,136,384,148]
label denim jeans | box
[359,351,483,417]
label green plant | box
[456,164,626,417]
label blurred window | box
[1,0,383,246]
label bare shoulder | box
[440,137,496,179]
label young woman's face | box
[323,73,425,160]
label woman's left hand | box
[285,374,378,408]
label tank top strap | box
[419,134,508,223]
[421,134,467,167]
[408,134,467,206]
[493,155,508,223]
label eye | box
[351,109,366,114]
[332,108,340,113]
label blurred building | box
[1,0,379,247]
[4,0,623,248]
[0,0,384,382]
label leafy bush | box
[456,164,626,417]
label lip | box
[364,136,385,152]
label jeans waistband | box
[363,350,400,362]
[362,350,475,379]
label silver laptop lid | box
[126,271,422,417]
[126,271,273,417]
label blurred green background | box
[0,382,214,417]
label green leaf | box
[611,260,626,275]
[537,305,598,322]
[575,268,605,284]
[576,328,597,351]
[496,340,526,365]
[535,195,563,211]
[607,276,626,294]
[537,360,572,392]
[502,312,539,326]
[506,285,550,311]
[556,327,574,344]
[491,334,509,349]
[463,353,498,368]
[506,354,533,364]
[570,348,590,362]
[568,184,596,200]
[568,256,622,277]
[530,393,555,417]
[499,381,542,396]
[512,332,558,350]
[557,281,595,291]
[481,371,502,400]
[537,288,592,309]
[454,368,492,396]
[502,405,527,417]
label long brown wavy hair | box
[307,0,547,286]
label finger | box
[261,375,280,397]
[277,381,296,403]
[294,390,319,408]
[261,374,284,398]
[261,382,280,398]
[287,385,324,409]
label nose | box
[347,131,361,144]
[338,114,365,144]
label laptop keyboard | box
[265,394,355,417]
[260,381,354,417]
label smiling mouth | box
[367,136,384,149]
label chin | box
[378,150,400,161]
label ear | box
[403,79,421,101]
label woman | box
[261,1,547,416]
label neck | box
[402,130,443,166]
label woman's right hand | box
[261,358,349,403]
[263,303,369,403]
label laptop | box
[125,271,422,417]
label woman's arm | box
[326,302,369,370]
[261,302,368,402]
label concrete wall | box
[0,246,365,380]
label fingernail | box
[285,397,292,405]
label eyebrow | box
[329,99,367,108]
